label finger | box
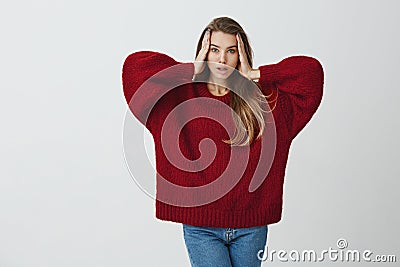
[202,30,210,46]
[203,32,209,47]
[236,34,247,63]
[236,34,243,57]
[238,33,245,50]
[200,42,209,56]
[238,34,246,57]
[201,39,210,57]
[202,31,210,51]
[198,44,209,62]
[236,34,240,50]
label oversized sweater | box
[122,51,324,228]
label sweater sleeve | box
[122,51,195,129]
[258,56,324,139]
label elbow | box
[306,57,324,98]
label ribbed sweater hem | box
[155,201,283,228]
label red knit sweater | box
[122,51,324,228]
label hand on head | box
[236,33,252,79]
[194,29,211,75]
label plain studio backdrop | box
[0,0,399,266]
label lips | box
[216,67,228,74]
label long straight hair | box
[194,16,276,146]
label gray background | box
[1,0,399,266]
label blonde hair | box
[194,16,276,146]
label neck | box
[207,76,229,96]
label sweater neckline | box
[195,82,231,105]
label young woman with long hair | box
[123,16,324,267]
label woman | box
[122,16,324,267]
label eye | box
[228,49,236,54]
[211,47,218,53]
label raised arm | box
[122,51,194,128]
[257,56,324,139]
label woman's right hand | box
[194,29,211,75]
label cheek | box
[229,54,239,68]
[207,53,217,62]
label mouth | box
[216,66,229,74]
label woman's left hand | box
[236,33,252,79]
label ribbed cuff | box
[258,63,282,88]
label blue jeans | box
[182,223,268,267]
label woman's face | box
[206,31,239,80]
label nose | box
[219,53,226,64]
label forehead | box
[210,31,237,48]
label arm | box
[258,56,324,139]
[122,51,194,128]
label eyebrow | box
[210,44,238,49]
